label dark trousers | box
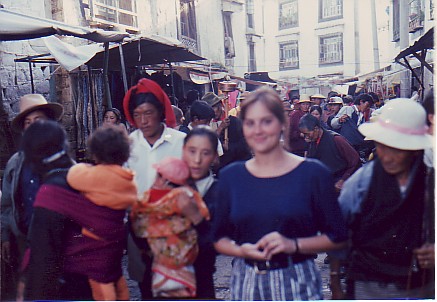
[61,272,93,301]
[138,253,154,300]
[194,250,216,299]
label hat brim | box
[359,122,432,150]
[298,100,312,103]
[210,100,222,107]
[211,95,226,106]
[311,95,325,99]
[12,103,64,131]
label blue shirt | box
[20,164,41,230]
[212,159,347,245]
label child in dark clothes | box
[67,125,138,300]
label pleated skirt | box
[230,258,323,301]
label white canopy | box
[42,36,104,71]
[0,8,128,42]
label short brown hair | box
[88,125,131,165]
[240,86,285,125]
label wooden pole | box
[28,61,35,93]
[103,42,112,108]
[118,42,128,93]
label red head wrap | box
[123,78,176,128]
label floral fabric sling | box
[131,187,210,297]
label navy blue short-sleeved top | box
[212,159,348,245]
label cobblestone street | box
[124,253,335,300]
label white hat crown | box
[358,98,431,150]
[377,98,427,135]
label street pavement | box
[125,253,336,300]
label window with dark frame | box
[279,41,299,70]
[409,0,424,32]
[319,0,343,22]
[319,33,343,65]
[393,0,400,41]
[279,0,298,30]
[247,0,255,29]
[223,12,235,59]
[180,0,198,52]
[92,0,138,28]
[248,42,256,72]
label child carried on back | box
[66,125,138,301]
[130,157,210,298]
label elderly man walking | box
[1,94,63,300]
[285,94,312,156]
[330,94,374,160]
[299,114,360,192]
[330,98,434,299]
[202,92,251,172]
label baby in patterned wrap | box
[130,157,210,297]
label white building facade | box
[0,0,433,170]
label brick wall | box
[0,0,89,171]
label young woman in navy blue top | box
[182,126,220,299]
[212,86,348,300]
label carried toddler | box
[130,157,210,297]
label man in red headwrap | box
[123,78,187,299]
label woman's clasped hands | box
[241,232,298,261]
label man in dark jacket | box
[299,114,360,192]
[330,94,374,161]
[330,98,434,299]
[285,94,312,156]
[1,94,63,301]
[202,92,251,171]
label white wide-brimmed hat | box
[328,96,344,105]
[12,94,63,131]
[358,98,432,150]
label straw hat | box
[328,96,344,105]
[298,94,312,103]
[358,98,432,150]
[201,92,225,107]
[310,94,325,99]
[12,94,63,131]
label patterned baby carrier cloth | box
[131,186,210,297]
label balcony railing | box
[180,35,198,53]
[408,12,424,32]
[279,58,299,70]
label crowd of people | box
[0,77,434,301]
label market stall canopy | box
[86,35,206,70]
[395,26,434,69]
[242,71,277,91]
[42,36,103,71]
[394,27,434,92]
[0,8,128,42]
